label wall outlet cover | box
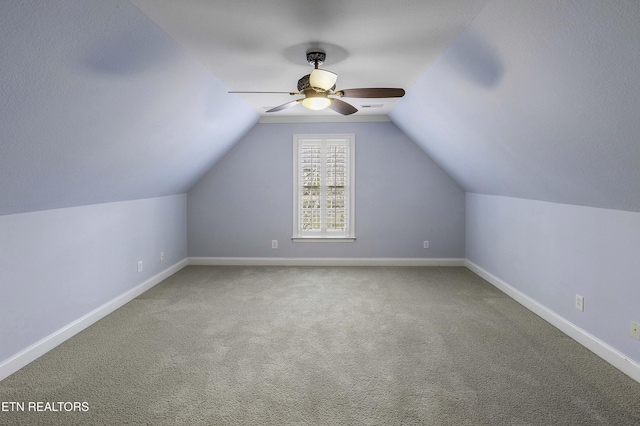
[575,294,584,311]
[632,321,640,340]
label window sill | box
[291,237,356,243]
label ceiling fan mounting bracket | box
[306,51,326,67]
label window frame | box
[292,134,356,242]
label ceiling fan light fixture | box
[310,69,337,92]
[231,51,405,115]
[302,96,331,111]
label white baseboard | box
[0,258,189,382]
[5,257,636,386]
[189,257,465,267]
[465,259,640,384]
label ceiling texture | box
[130,0,489,118]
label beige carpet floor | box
[1,266,639,425]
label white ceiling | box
[130,0,489,118]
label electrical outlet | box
[160,251,164,261]
[575,294,584,311]
[632,321,640,340]
[423,241,429,249]
[272,240,278,249]
[137,261,143,273]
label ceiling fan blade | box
[336,88,405,98]
[329,99,358,115]
[228,91,299,95]
[266,99,302,113]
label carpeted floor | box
[1,266,639,425]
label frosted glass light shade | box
[302,96,332,110]
[310,69,337,92]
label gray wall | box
[188,122,465,258]
[0,195,187,363]
[465,193,640,364]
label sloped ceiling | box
[3,0,639,216]
[390,0,640,212]
[0,0,259,216]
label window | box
[293,134,355,242]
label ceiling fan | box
[229,51,405,115]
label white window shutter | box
[293,135,355,241]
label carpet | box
[1,266,639,425]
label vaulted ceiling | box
[1,0,639,215]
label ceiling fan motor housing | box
[297,74,311,92]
